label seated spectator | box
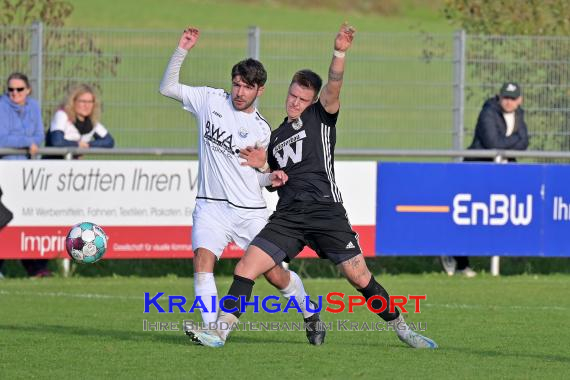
[46,84,114,154]
[0,72,51,277]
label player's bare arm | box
[320,22,356,114]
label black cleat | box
[304,301,326,345]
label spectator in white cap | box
[466,81,528,162]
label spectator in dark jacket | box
[443,82,529,278]
[466,82,529,162]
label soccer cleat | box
[398,330,438,349]
[456,267,477,278]
[304,301,326,345]
[184,325,225,348]
[440,256,457,276]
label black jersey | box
[268,100,343,207]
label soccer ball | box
[65,222,108,264]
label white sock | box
[279,270,314,319]
[389,315,412,339]
[217,312,238,341]
[194,272,218,326]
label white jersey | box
[49,109,110,143]
[182,86,271,208]
[160,47,271,209]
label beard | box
[232,97,255,111]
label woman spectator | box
[46,84,114,152]
[0,72,51,277]
[0,72,44,159]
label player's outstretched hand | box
[179,26,200,51]
[270,170,288,187]
[239,146,267,169]
[334,22,356,53]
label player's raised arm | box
[319,22,356,115]
[159,26,201,101]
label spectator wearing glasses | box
[0,72,51,278]
[0,72,44,160]
[46,84,114,155]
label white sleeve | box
[256,171,272,187]
[159,47,188,102]
[259,127,271,149]
[159,47,209,114]
[50,110,68,132]
[93,122,109,137]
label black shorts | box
[250,201,361,265]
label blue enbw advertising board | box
[376,162,570,256]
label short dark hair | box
[6,72,30,89]
[290,70,322,100]
[231,58,267,87]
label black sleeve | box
[46,130,79,147]
[267,131,279,170]
[89,133,115,148]
[313,99,339,127]
[475,107,522,149]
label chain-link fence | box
[1,24,569,151]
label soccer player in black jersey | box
[187,23,437,349]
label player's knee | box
[263,265,288,288]
[339,256,372,288]
[193,249,216,272]
[349,271,372,289]
[234,258,248,277]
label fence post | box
[489,153,506,277]
[452,30,466,161]
[247,26,260,60]
[248,26,261,108]
[30,21,44,110]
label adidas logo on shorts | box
[345,241,355,249]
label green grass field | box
[2,274,569,378]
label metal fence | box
[1,24,569,152]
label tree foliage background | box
[442,0,570,151]
[0,0,120,126]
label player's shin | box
[357,275,400,322]
[357,275,415,340]
[223,274,255,318]
[194,272,218,325]
[279,270,314,318]
[217,275,255,340]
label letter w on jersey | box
[273,131,307,168]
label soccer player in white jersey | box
[159,26,325,345]
[187,23,438,349]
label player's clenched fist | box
[178,26,200,51]
[270,170,288,188]
[335,22,356,52]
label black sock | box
[223,275,255,318]
[455,256,470,270]
[357,276,400,322]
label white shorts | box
[191,199,269,259]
